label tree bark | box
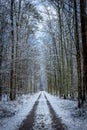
[74,0,82,107]
[80,0,87,101]
[10,0,15,100]
[0,44,3,100]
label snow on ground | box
[0,91,87,130]
[33,91,54,130]
[45,91,87,130]
[0,92,40,130]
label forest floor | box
[0,91,87,130]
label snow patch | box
[45,92,87,130]
[0,92,40,130]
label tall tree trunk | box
[70,41,74,98]
[58,2,65,98]
[74,0,82,107]
[0,43,3,100]
[80,0,87,101]
[10,0,15,100]
[0,12,4,100]
[14,0,22,96]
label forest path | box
[19,91,65,130]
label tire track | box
[32,91,53,130]
[19,92,66,130]
[44,94,66,130]
[19,93,41,130]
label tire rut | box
[19,92,66,130]
[19,93,41,130]
[44,94,66,130]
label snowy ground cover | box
[45,92,87,130]
[0,91,87,130]
[0,92,40,130]
[33,91,54,130]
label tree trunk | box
[0,14,4,100]
[10,0,15,100]
[0,44,3,100]
[74,0,82,107]
[80,0,87,101]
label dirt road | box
[19,92,65,130]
